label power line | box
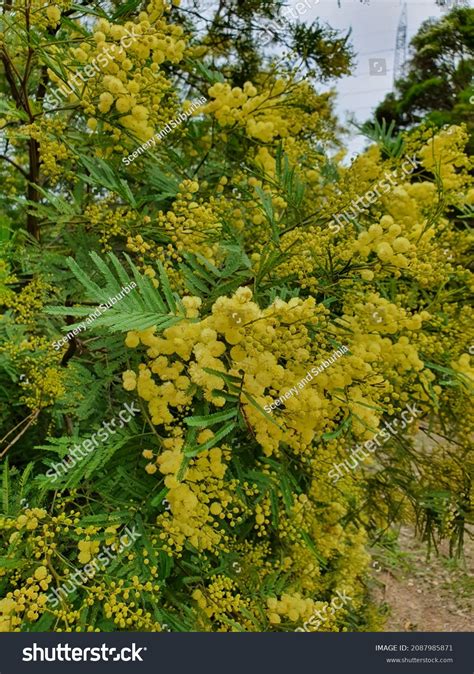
[338,87,393,96]
[358,48,395,56]
[353,68,394,77]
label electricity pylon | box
[393,2,407,87]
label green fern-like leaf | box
[44,252,184,334]
[179,245,252,307]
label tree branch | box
[0,154,29,179]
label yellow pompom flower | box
[34,566,48,581]
[122,370,137,390]
[46,5,61,27]
[125,331,140,348]
[78,540,100,564]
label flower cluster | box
[0,0,472,636]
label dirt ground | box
[372,527,473,632]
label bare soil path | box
[373,527,473,632]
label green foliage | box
[375,6,474,151]
[45,252,184,333]
[353,118,405,159]
[0,0,471,637]
[180,246,252,310]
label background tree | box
[177,0,354,85]
[373,7,474,151]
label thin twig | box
[0,409,40,458]
[0,154,28,179]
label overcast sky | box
[288,0,471,158]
